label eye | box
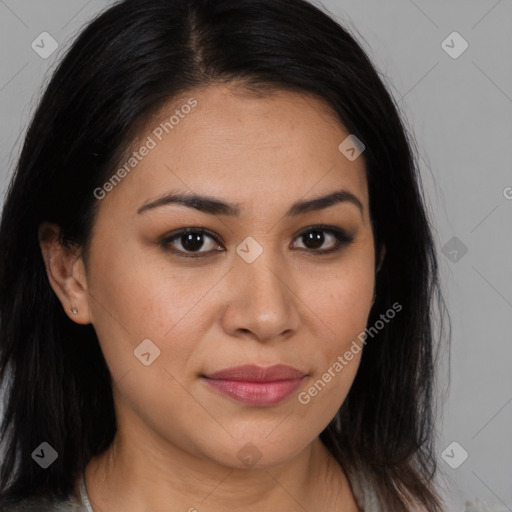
[291,226,354,255]
[160,225,354,259]
[160,228,224,258]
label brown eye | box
[301,230,326,250]
[291,226,354,255]
[161,228,224,258]
[180,232,207,252]
[161,225,354,260]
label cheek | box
[296,270,372,419]
[310,253,375,343]
[87,235,175,332]
[322,277,373,342]
[299,247,374,407]
[86,239,219,378]
[295,355,360,434]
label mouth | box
[201,364,307,407]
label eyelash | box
[160,225,355,259]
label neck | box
[83,432,356,511]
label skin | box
[39,84,384,511]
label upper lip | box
[203,364,306,382]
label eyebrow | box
[136,189,363,217]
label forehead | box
[97,84,369,219]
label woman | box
[0,0,447,510]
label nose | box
[220,247,301,343]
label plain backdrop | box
[0,1,511,510]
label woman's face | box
[81,84,376,469]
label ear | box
[38,222,92,325]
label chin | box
[202,432,316,471]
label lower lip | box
[202,377,304,406]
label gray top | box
[348,470,381,511]
[77,473,378,510]
[3,471,464,511]
[76,472,382,512]
[0,471,494,511]
[78,475,94,512]
[0,472,381,511]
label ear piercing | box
[69,306,79,315]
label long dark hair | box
[0,0,447,509]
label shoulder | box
[0,494,88,511]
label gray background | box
[0,1,511,510]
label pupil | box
[182,233,204,251]
[304,231,324,249]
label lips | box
[205,364,306,381]
[202,364,306,406]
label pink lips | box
[202,364,306,406]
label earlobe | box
[38,222,92,325]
